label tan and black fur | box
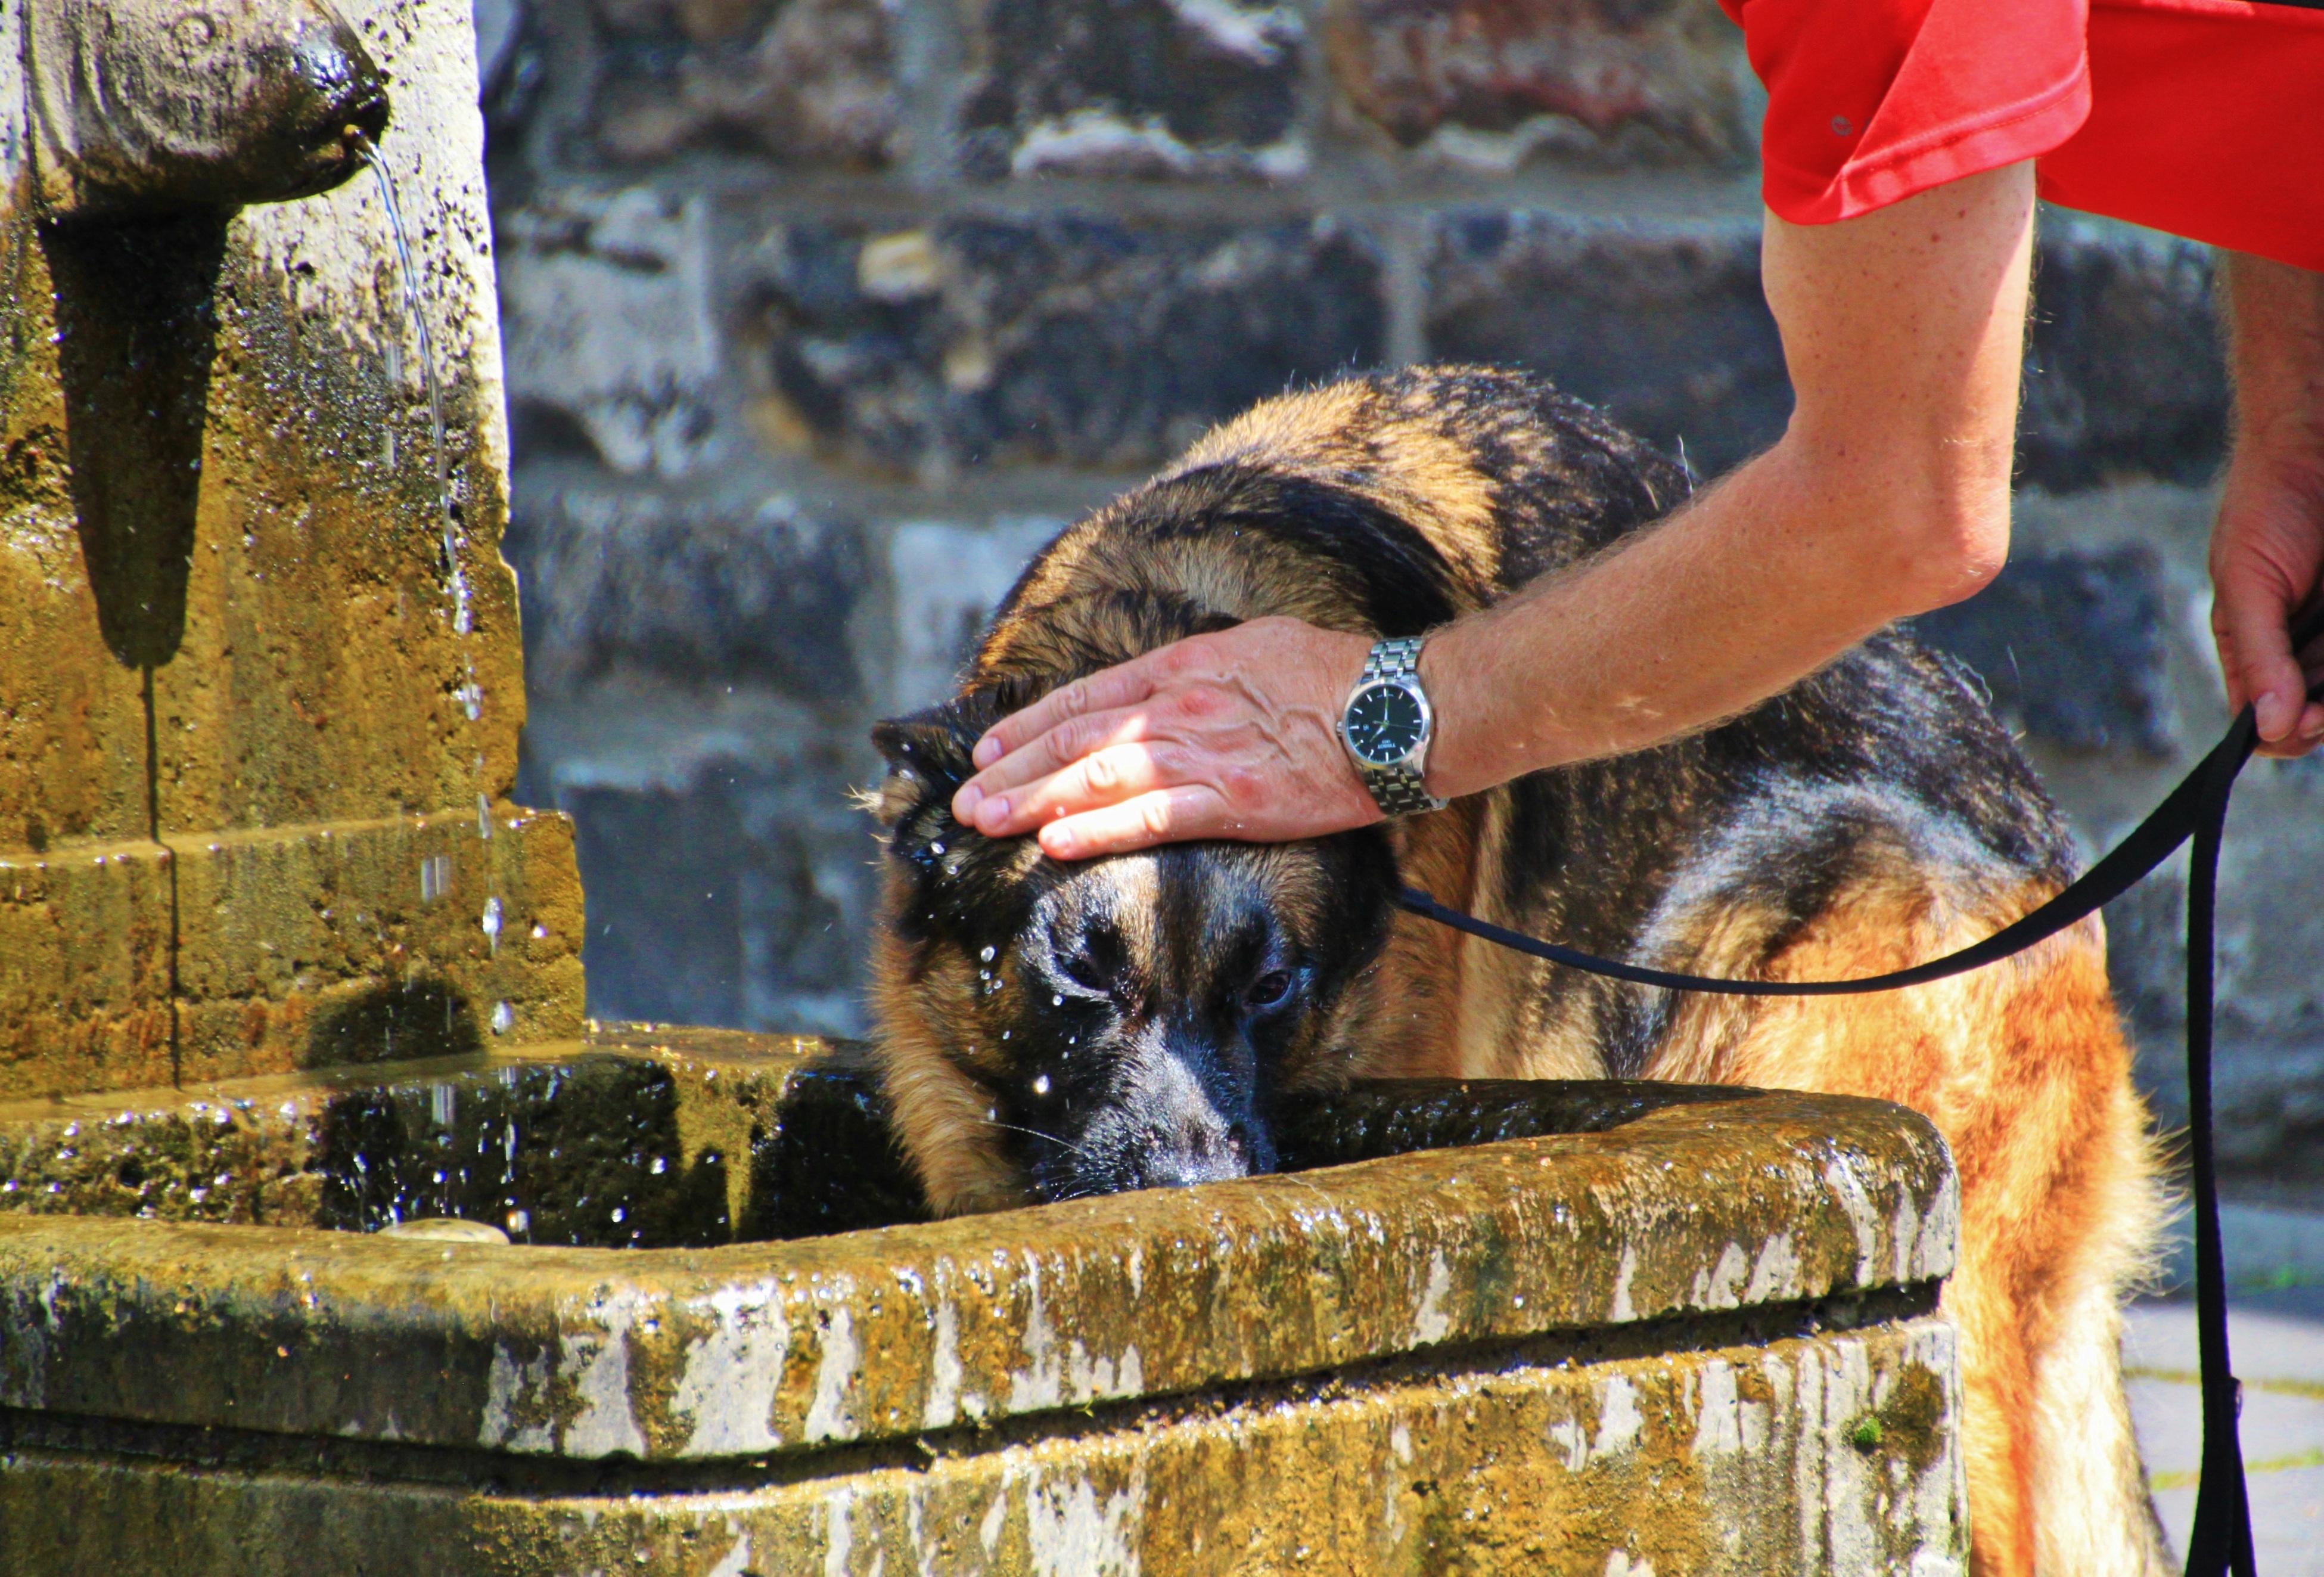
[868,367,2167,1576]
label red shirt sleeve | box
[1722,0,2324,269]
[2039,0,2324,272]
[1722,0,2092,225]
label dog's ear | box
[871,704,979,813]
[868,682,1039,824]
[869,692,1045,937]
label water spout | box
[27,0,389,221]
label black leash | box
[1397,609,2324,1576]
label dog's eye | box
[1061,927,1127,995]
[1061,949,1110,994]
[1245,971,1293,1011]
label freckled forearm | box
[1418,165,2036,799]
[1417,441,1965,796]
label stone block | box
[168,809,586,1085]
[502,482,867,699]
[739,214,1388,476]
[0,842,178,1098]
[498,188,722,476]
[1909,544,2177,758]
[886,516,1062,710]
[564,770,868,1035]
[1423,212,1782,478]
[2019,221,2225,493]
[516,692,878,1036]
[588,0,903,169]
[0,485,151,851]
[1424,212,2228,490]
[0,0,582,1100]
[956,0,1306,180]
[0,808,586,1100]
[1325,0,1755,167]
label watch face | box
[1346,681,1427,766]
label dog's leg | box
[2022,1075,2173,1577]
[1664,891,2165,1577]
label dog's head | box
[869,690,1400,1207]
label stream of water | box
[354,133,472,642]
[352,133,513,1040]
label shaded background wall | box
[470,0,2321,1191]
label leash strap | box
[1396,611,2324,1576]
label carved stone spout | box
[26,0,390,221]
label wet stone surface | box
[738,215,1388,476]
[0,1028,1782,1248]
[0,1027,919,1245]
[956,0,1307,180]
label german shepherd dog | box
[867,367,2165,1576]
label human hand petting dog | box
[949,616,1385,859]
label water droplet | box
[650,1156,667,1175]
[930,841,946,856]
[491,1001,515,1035]
[506,1209,529,1234]
[481,897,503,953]
[979,946,996,963]
[611,1207,625,1224]
[1032,1075,1051,1095]
[1052,994,1063,1007]
[1000,1029,1011,1041]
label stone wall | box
[476,0,2321,1187]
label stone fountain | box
[0,4,1971,1572]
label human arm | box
[2210,252,2324,758]
[950,162,2039,859]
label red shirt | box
[1719,0,2324,269]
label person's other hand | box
[948,617,1382,860]
[2210,447,2324,758]
[2212,252,2324,760]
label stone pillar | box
[0,0,583,1100]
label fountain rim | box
[0,1047,1958,1464]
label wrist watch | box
[1340,636,1449,817]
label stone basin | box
[0,1025,1966,1575]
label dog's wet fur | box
[867,367,2167,1575]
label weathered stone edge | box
[0,1314,1966,1577]
[0,1089,1956,1462]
